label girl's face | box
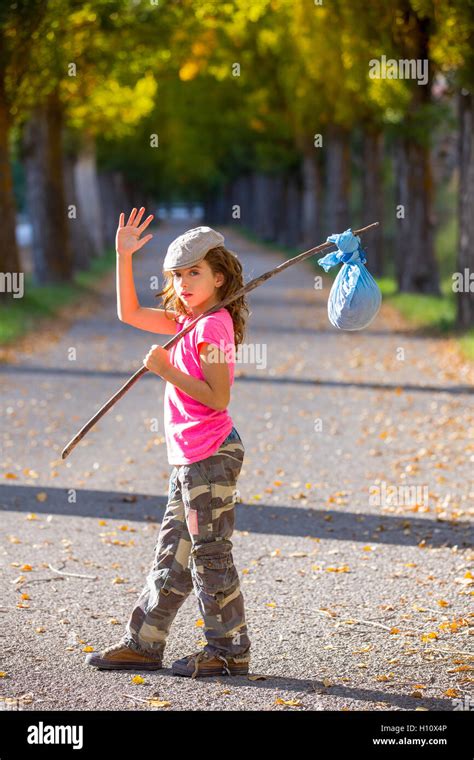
[171,258,224,316]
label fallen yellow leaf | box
[444,688,459,698]
[147,698,171,707]
[275,697,302,707]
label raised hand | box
[116,207,154,256]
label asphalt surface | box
[1,220,473,712]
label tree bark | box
[251,172,283,241]
[0,66,20,299]
[393,137,439,293]
[63,150,93,272]
[362,128,384,276]
[73,133,104,257]
[276,170,302,248]
[98,170,128,249]
[392,10,440,294]
[240,174,256,231]
[456,89,474,328]
[301,148,321,249]
[21,86,74,285]
[251,173,268,239]
[325,125,351,238]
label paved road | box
[1,220,473,712]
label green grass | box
[458,330,474,361]
[377,276,457,332]
[0,246,116,346]
[378,276,474,362]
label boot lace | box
[189,650,231,678]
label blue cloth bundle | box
[317,228,382,331]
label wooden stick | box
[48,563,98,580]
[61,222,379,459]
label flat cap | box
[163,226,225,271]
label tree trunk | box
[325,125,351,238]
[251,173,267,239]
[301,147,321,249]
[240,174,256,231]
[456,89,474,328]
[21,87,74,285]
[202,193,216,225]
[393,137,439,293]
[392,10,440,294]
[0,68,20,300]
[276,170,302,248]
[251,172,282,241]
[266,174,284,242]
[362,129,384,276]
[63,150,93,272]
[73,133,104,257]
[98,170,129,249]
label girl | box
[86,207,252,678]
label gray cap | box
[162,226,225,272]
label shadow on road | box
[2,485,471,549]
[1,363,472,395]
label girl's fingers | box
[127,207,137,226]
[135,234,153,250]
[133,207,145,227]
[118,212,124,228]
[137,214,154,234]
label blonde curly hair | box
[154,244,250,351]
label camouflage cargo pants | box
[121,426,251,661]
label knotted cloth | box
[318,228,382,330]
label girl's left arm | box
[144,343,230,411]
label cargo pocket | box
[193,552,235,594]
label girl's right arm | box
[116,207,177,335]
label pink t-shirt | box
[163,307,235,465]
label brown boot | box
[85,642,163,671]
[171,649,249,678]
